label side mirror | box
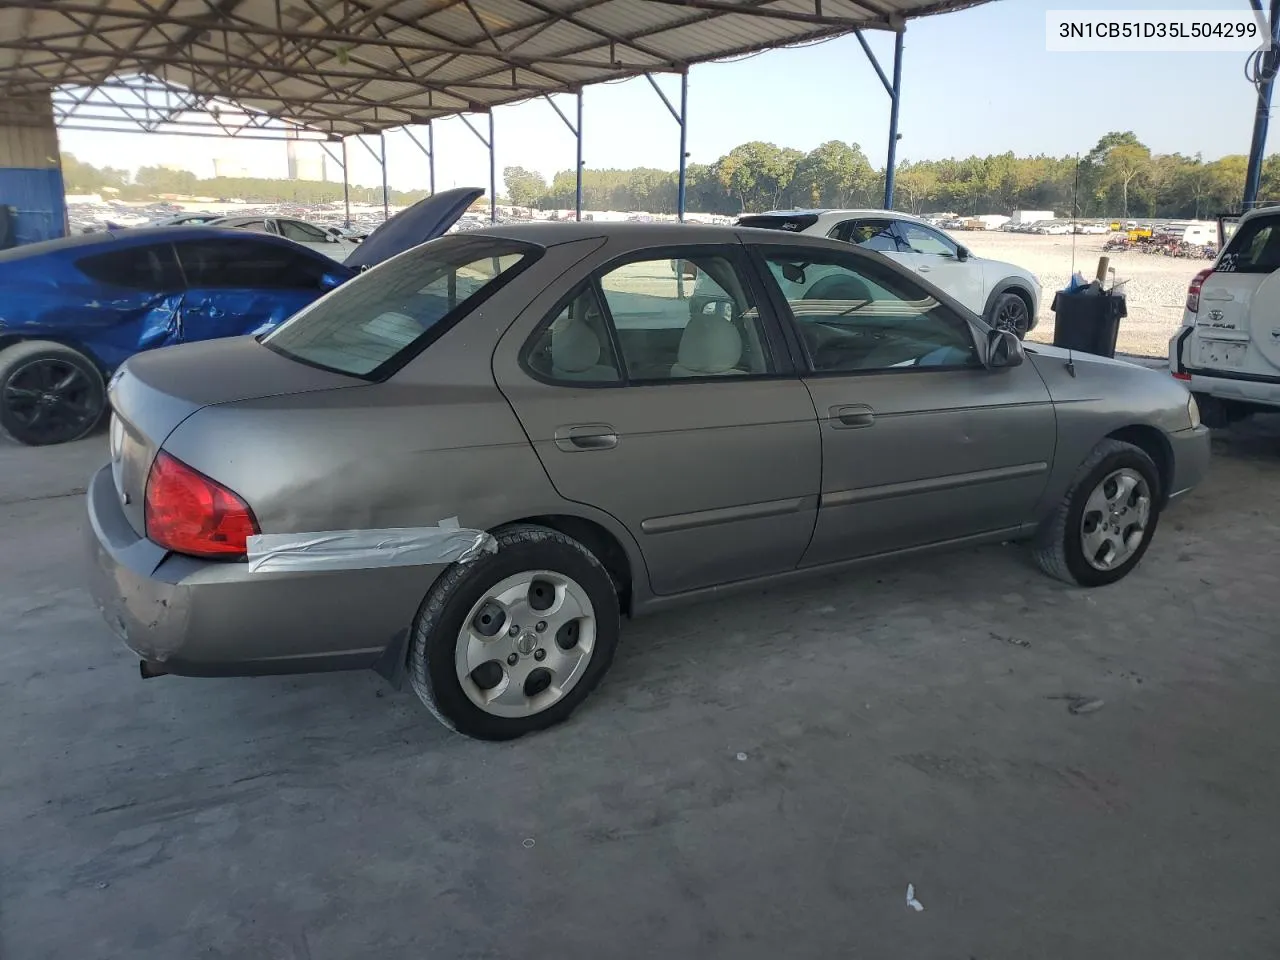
[986,328,1024,369]
[319,271,345,291]
[956,245,970,262]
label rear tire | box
[1032,439,1162,587]
[409,524,620,740]
[0,340,106,446]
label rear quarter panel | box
[160,234,646,581]
[1029,345,1192,510]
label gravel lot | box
[2,417,1279,958]
[964,232,1204,358]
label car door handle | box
[829,405,875,428]
[916,265,931,273]
[554,424,618,452]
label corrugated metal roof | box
[0,0,996,138]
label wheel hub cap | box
[1080,467,1151,571]
[455,570,597,718]
[514,631,538,656]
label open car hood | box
[344,186,485,270]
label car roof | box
[459,220,902,262]
[750,207,930,225]
[0,225,325,263]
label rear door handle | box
[830,404,875,428]
[554,424,618,452]
[916,265,931,273]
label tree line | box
[61,130,1277,219]
[60,153,430,207]
[509,131,1276,220]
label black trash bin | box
[1051,287,1126,358]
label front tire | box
[0,340,106,446]
[987,291,1032,339]
[1033,439,1162,587]
[409,524,620,740]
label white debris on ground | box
[962,232,1199,358]
[906,884,925,912]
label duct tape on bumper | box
[246,517,497,574]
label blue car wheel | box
[0,340,107,446]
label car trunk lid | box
[344,186,484,271]
[108,336,366,536]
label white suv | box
[731,209,1043,337]
[1169,208,1280,426]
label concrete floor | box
[2,420,1279,960]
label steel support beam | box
[646,70,689,221]
[576,91,584,221]
[1244,0,1280,208]
[402,124,436,195]
[460,110,496,222]
[342,138,351,225]
[885,33,904,209]
[380,131,389,220]
[544,91,583,220]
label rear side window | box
[830,218,901,252]
[262,235,538,379]
[1217,217,1280,274]
[77,244,184,291]
[736,214,820,233]
[174,238,330,290]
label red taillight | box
[144,451,258,558]
[1186,268,1212,313]
[1173,371,1191,381]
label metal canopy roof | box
[0,0,992,139]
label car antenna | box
[1065,348,1076,378]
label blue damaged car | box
[0,187,482,446]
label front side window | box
[831,218,901,253]
[263,236,536,378]
[761,250,978,373]
[174,239,329,290]
[896,221,958,257]
[77,244,183,291]
[278,219,330,243]
[235,220,274,235]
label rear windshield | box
[736,214,820,233]
[1217,216,1280,274]
[261,235,538,378]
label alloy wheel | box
[3,358,101,444]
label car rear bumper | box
[1186,371,1280,410]
[1166,425,1211,503]
[85,465,440,677]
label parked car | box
[1033,221,1073,236]
[1170,205,1280,425]
[87,220,1210,741]
[207,215,361,261]
[0,188,483,445]
[725,209,1042,337]
[1074,222,1110,235]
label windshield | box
[261,235,538,378]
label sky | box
[57,0,1268,194]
